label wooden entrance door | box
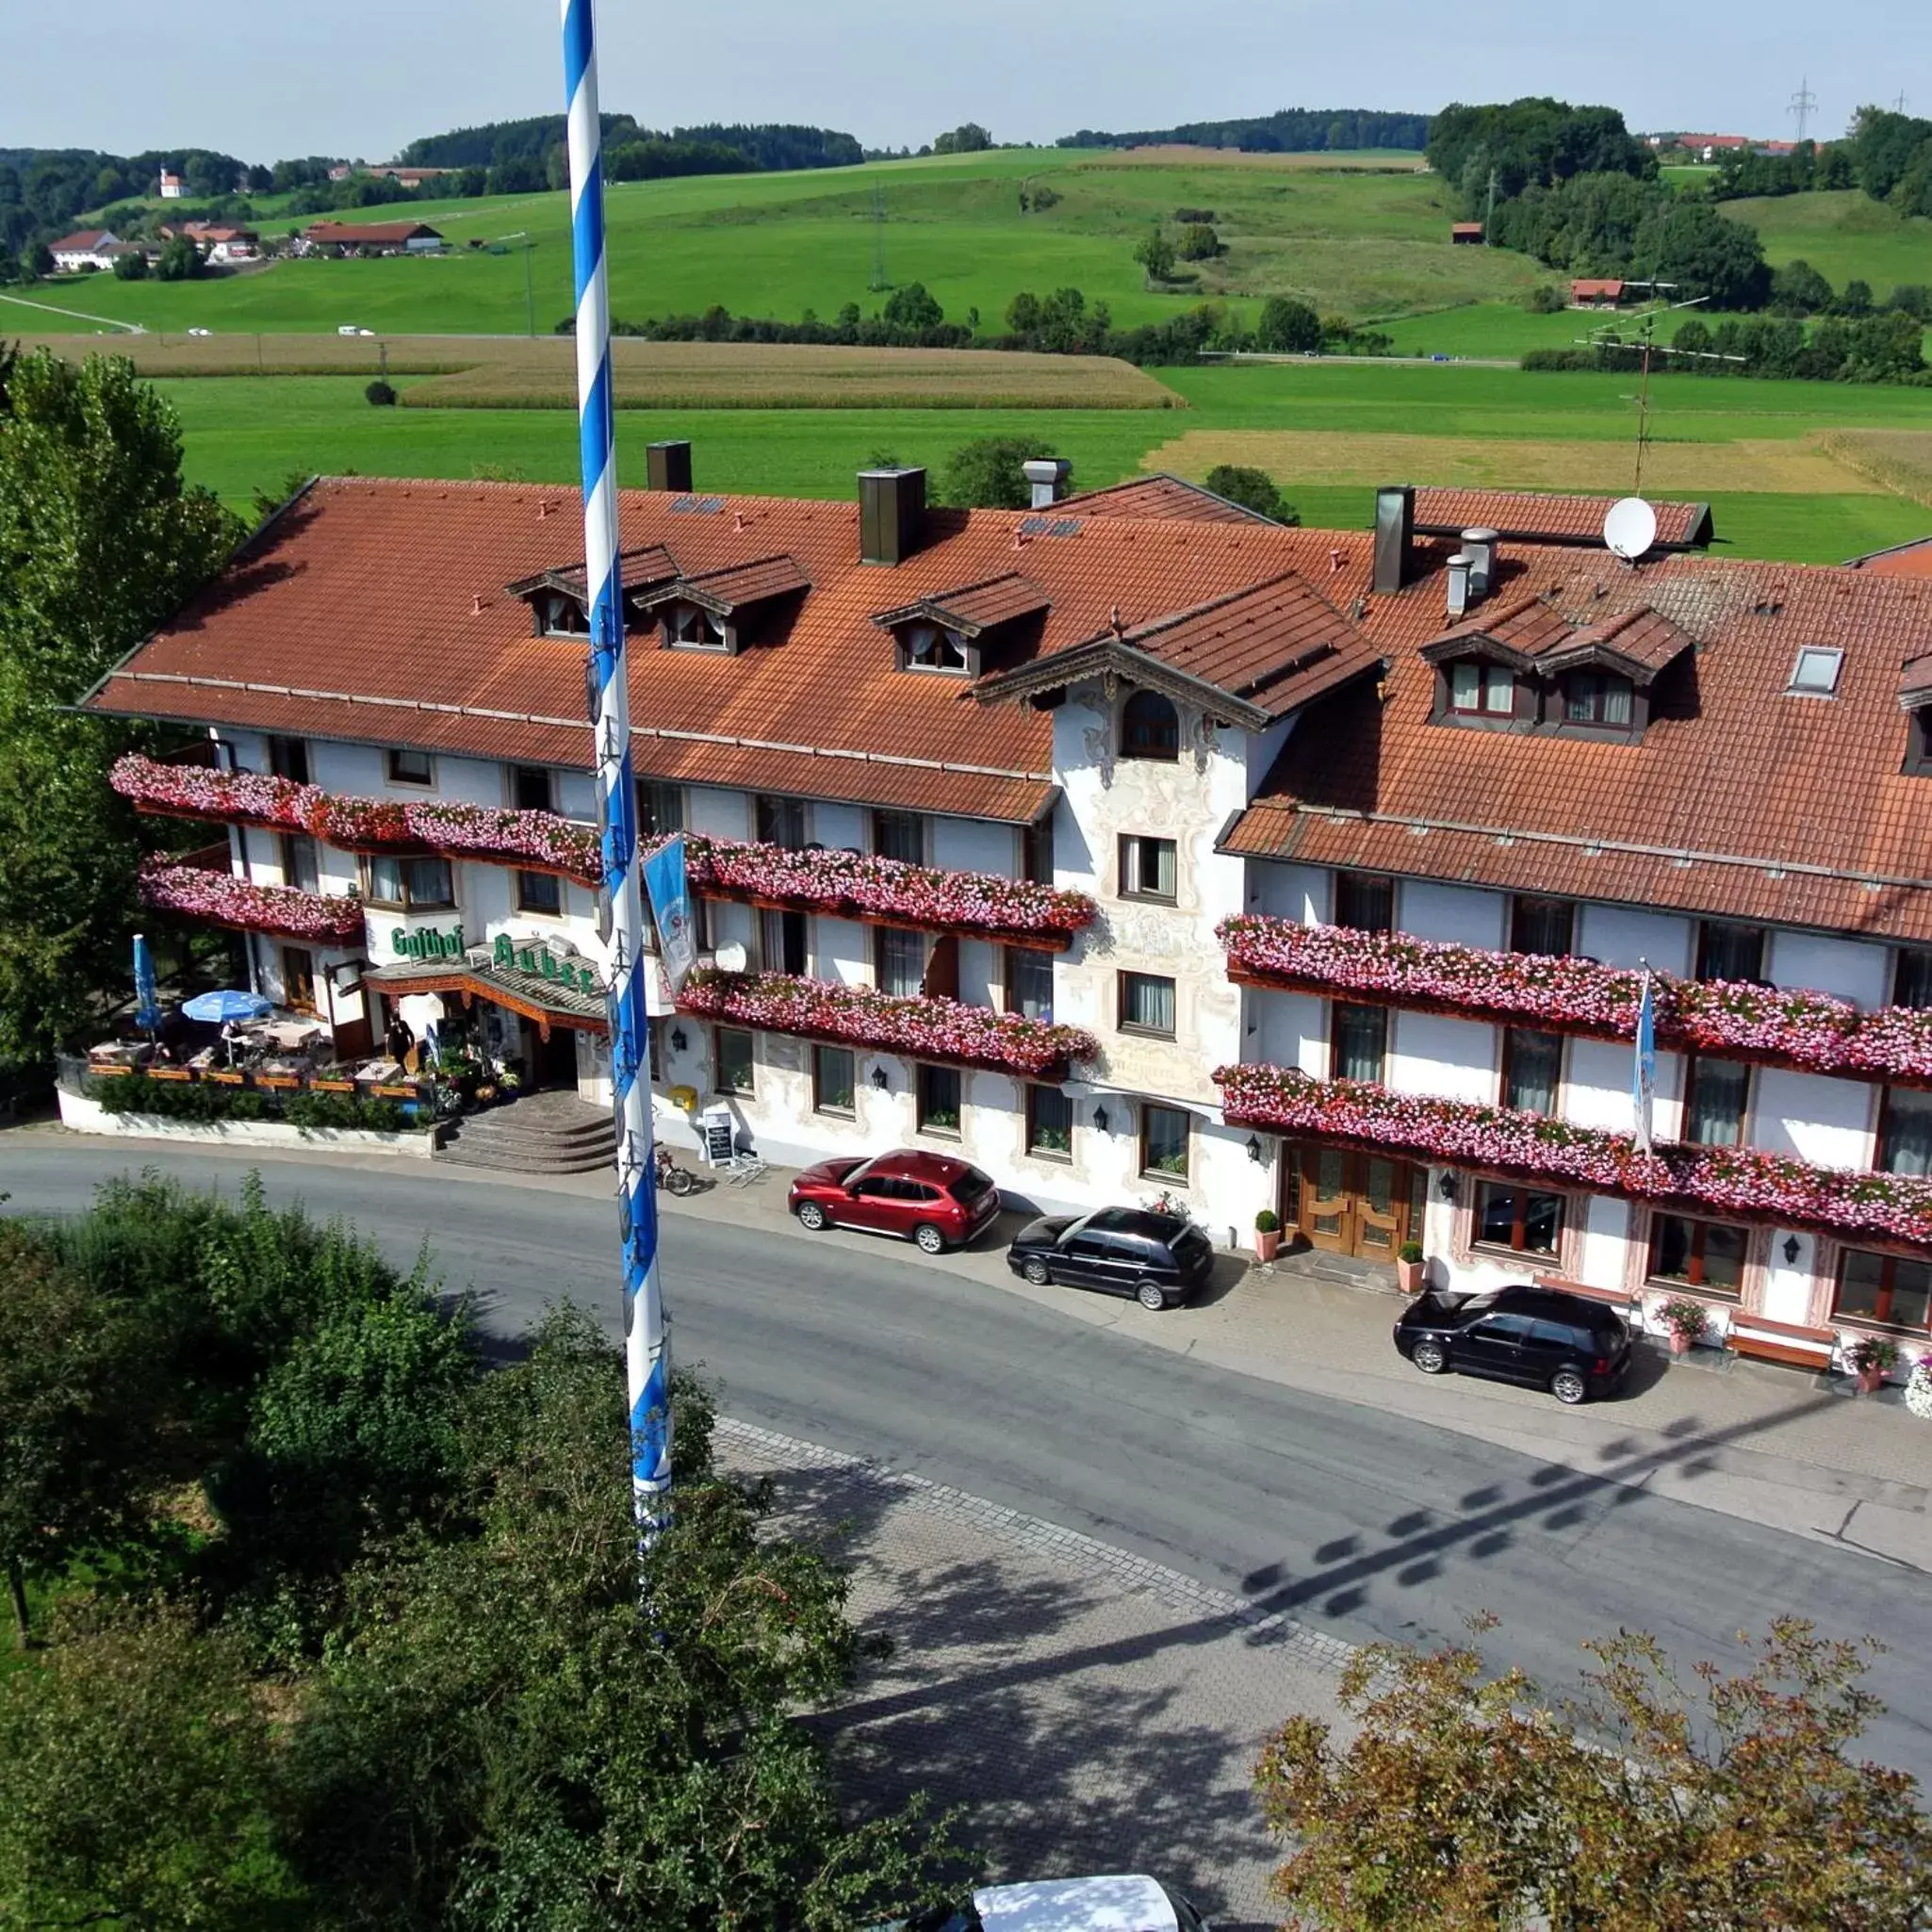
[1294,1148,1416,1259]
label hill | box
[400,116,861,173]
[1058,106,1429,153]
[1717,188,1932,297]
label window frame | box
[1329,1001,1389,1084]
[1472,1180,1566,1257]
[1562,669,1636,729]
[1500,1025,1564,1116]
[1646,1211,1749,1298]
[899,620,972,677]
[1834,1248,1932,1333]
[1333,871,1394,934]
[754,794,809,851]
[267,735,310,783]
[1446,659,1516,719]
[1510,895,1575,958]
[1139,1102,1192,1182]
[714,1025,755,1097]
[280,944,317,1015]
[1877,1085,1932,1176]
[872,809,926,866]
[1004,945,1055,1021]
[1024,1083,1074,1161]
[360,852,455,912]
[1120,689,1181,761]
[812,1043,856,1118]
[915,1062,963,1138]
[1118,970,1178,1040]
[1682,1055,1751,1147]
[759,907,809,977]
[539,592,590,639]
[511,764,555,814]
[1894,947,1932,1010]
[280,831,319,895]
[663,602,729,652]
[1695,920,1765,986]
[875,926,927,998]
[385,745,434,788]
[637,780,685,840]
[515,868,565,917]
[1118,833,1179,904]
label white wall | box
[813,801,864,851]
[1388,1010,1498,1105]
[1248,987,1327,1076]
[817,916,870,985]
[687,786,748,839]
[1563,1036,1642,1134]
[958,939,1000,1010]
[1578,904,1693,975]
[1753,1067,1875,1170]
[1577,1192,1633,1292]
[1761,1230,1819,1323]
[1400,880,1506,949]
[1246,860,1327,924]
[1769,930,1891,1009]
[932,816,1016,876]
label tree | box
[111,247,148,281]
[1133,229,1177,284]
[18,240,52,282]
[154,234,203,281]
[931,123,992,155]
[881,280,943,332]
[365,377,397,405]
[1006,290,1043,334]
[0,351,238,1070]
[938,434,1056,509]
[1632,198,1770,310]
[1838,277,1875,316]
[1203,465,1298,524]
[1176,221,1220,260]
[1770,257,1835,316]
[1255,1615,1932,1930]
[1256,295,1323,352]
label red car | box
[788,1149,1001,1253]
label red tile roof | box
[1413,488,1711,550]
[1571,279,1628,299]
[1850,536,1932,580]
[1059,473,1277,525]
[870,572,1051,636]
[303,221,442,245]
[49,229,111,252]
[638,553,811,615]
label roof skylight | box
[1788,647,1843,696]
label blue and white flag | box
[642,834,697,992]
[1632,969,1657,1154]
[133,932,163,1035]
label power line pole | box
[1789,76,1817,142]
[868,184,889,293]
[1484,167,1498,243]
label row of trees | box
[1426,97,1654,207]
[0,1177,967,1926]
[1059,106,1430,153]
[1526,308,1927,384]
[1711,108,1932,219]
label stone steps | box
[438,1092,615,1175]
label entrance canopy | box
[363,955,608,1038]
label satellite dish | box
[1603,496,1658,563]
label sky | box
[5,0,1918,162]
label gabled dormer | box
[1419,598,1569,728]
[504,545,680,638]
[869,573,1051,678]
[632,555,810,656]
[1898,654,1932,774]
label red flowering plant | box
[1219,914,1932,1083]
[677,969,1098,1078]
[112,753,312,833]
[655,835,1097,946]
[1215,1060,1932,1249]
[139,859,366,945]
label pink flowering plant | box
[1215,1059,1932,1249]
[139,859,366,945]
[677,969,1098,1078]
[1220,913,1932,1083]
[655,835,1097,946]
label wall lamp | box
[1783,1234,1802,1265]
[870,1067,890,1091]
[1246,1135,1264,1165]
[669,1026,688,1054]
[1436,1171,1459,1203]
[1092,1104,1109,1134]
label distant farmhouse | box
[160,219,259,264]
[326,163,453,187]
[48,228,138,272]
[301,220,446,257]
[1449,221,1484,244]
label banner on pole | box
[1631,968,1657,1154]
[642,835,697,992]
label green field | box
[1718,188,1932,292]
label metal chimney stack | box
[1446,552,1473,620]
[1023,458,1072,510]
[1460,526,1499,601]
[1373,485,1415,595]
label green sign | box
[391,924,465,960]
[494,931,601,996]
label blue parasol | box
[182,989,272,1024]
[132,932,163,1034]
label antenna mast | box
[1789,76,1817,141]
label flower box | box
[1220,914,1932,1087]
[139,859,368,945]
[371,1083,419,1099]
[206,1070,246,1086]
[676,969,1098,1079]
[147,1066,195,1082]
[1215,1059,1932,1251]
[312,1078,357,1093]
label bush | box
[939,434,1056,509]
[1255,1208,1281,1234]
[1256,296,1322,353]
[1203,464,1298,523]
[1132,229,1177,283]
[364,379,397,406]
[90,1072,417,1134]
[110,251,148,282]
[1522,283,1565,312]
[1398,1239,1424,1265]
[1176,222,1221,260]
[1173,206,1217,223]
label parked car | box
[1393,1283,1631,1404]
[788,1149,1000,1253]
[336,323,362,335]
[884,1874,1207,1932]
[187,326,213,336]
[1006,1206,1215,1310]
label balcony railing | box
[673,834,1097,949]
[139,860,367,945]
[112,755,601,884]
[1215,1059,1932,1251]
[676,969,1098,1080]
[1220,913,1932,1088]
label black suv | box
[1393,1284,1631,1405]
[1006,1206,1216,1310]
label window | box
[1119,971,1176,1038]
[1788,647,1843,696]
[1879,1088,1932,1176]
[1023,814,1055,884]
[1683,1056,1750,1146]
[1564,671,1633,726]
[1449,660,1514,716]
[542,593,589,637]
[1333,871,1393,933]
[1026,1084,1073,1158]
[876,927,926,997]
[513,765,553,813]
[281,946,316,1014]
[1837,1249,1932,1330]
[917,1064,962,1136]
[281,833,319,895]
[715,1026,755,1095]
[666,603,726,650]
[386,746,433,787]
[1331,1002,1388,1083]
[902,622,969,674]
[1649,1213,1747,1294]
[637,781,684,838]
[760,908,808,976]
[813,1044,855,1116]
[1511,896,1574,958]
[268,735,309,783]
[1140,1103,1191,1180]
[1502,1027,1563,1115]
[362,854,454,910]
[1006,947,1054,1020]
[872,810,925,865]
[1475,1182,1564,1255]
[756,794,808,850]
[516,869,564,916]
[1121,690,1179,761]
[1896,949,1932,1010]
[1119,834,1178,902]
[1696,922,1764,984]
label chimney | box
[646,440,693,493]
[1446,551,1473,621]
[1023,457,1072,510]
[858,467,927,566]
[1372,485,1415,595]
[1460,527,1499,600]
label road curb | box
[716,1415,1360,1675]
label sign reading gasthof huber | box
[494,931,602,996]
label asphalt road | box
[9,1140,1932,1778]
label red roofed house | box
[1570,278,1628,307]
[78,463,1932,1372]
[303,220,445,256]
[1849,535,1932,580]
[157,168,184,199]
[48,229,123,272]
[1450,221,1484,244]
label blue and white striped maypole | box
[561,0,670,1541]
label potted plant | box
[1395,1239,1426,1293]
[1906,1352,1932,1419]
[1656,1295,1709,1355]
[1845,1334,1899,1394]
[1254,1208,1282,1263]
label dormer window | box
[1122,690,1180,761]
[664,603,728,652]
[541,593,589,638]
[1564,670,1633,727]
[1449,662,1514,716]
[903,622,970,674]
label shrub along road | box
[7,1137,1932,1785]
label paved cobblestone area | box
[717,1417,1354,1930]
